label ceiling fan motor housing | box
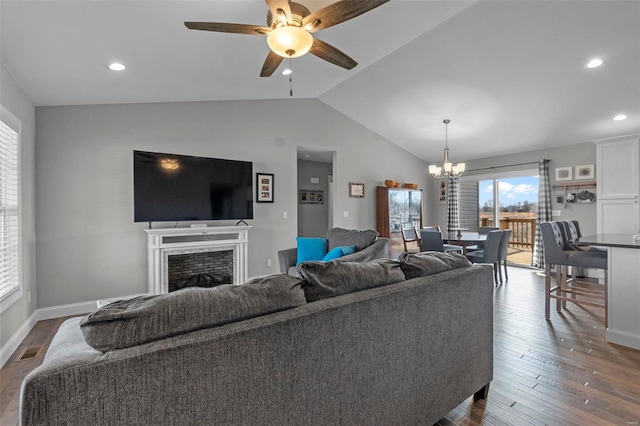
[267,2,311,28]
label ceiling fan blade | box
[302,0,390,32]
[260,50,284,77]
[265,0,292,25]
[184,22,271,35]
[309,38,357,70]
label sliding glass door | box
[460,171,539,265]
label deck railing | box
[500,218,536,249]
[480,217,537,249]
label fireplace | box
[145,226,251,294]
[168,250,234,292]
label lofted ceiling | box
[1,1,639,164]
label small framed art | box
[349,183,365,198]
[299,190,324,204]
[575,164,594,180]
[555,167,572,182]
[439,180,447,204]
[256,173,274,203]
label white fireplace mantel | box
[145,226,251,294]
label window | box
[0,106,21,310]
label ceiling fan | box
[184,0,390,77]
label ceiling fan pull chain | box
[289,56,293,97]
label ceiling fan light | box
[267,26,313,58]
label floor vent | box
[19,346,40,361]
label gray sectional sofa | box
[21,253,493,426]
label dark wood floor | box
[2,267,639,425]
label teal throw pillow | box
[322,245,356,261]
[296,237,328,265]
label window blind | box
[0,113,20,301]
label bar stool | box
[539,221,608,326]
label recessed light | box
[585,58,603,69]
[282,68,292,76]
[613,114,627,121]
[109,62,126,71]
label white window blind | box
[0,107,20,302]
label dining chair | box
[465,230,503,284]
[401,227,420,253]
[467,226,500,252]
[539,221,608,325]
[420,230,462,253]
[423,225,441,232]
[497,229,512,283]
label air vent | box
[19,346,40,361]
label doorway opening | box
[297,147,335,238]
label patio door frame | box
[459,167,539,228]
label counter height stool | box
[539,221,608,326]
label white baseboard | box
[0,310,38,368]
[0,294,145,368]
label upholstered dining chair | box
[423,225,441,232]
[497,229,512,283]
[539,221,608,326]
[401,227,421,253]
[466,226,500,252]
[420,230,462,253]
[466,230,503,284]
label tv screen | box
[133,150,253,223]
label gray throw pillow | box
[326,227,379,251]
[298,259,405,302]
[80,274,306,352]
[397,252,471,279]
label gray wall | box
[425,142,597,234]
[35,99,429,308]
[297,159,332,238]
[0,64,37,349]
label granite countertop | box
[580,234,640,249]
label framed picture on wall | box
[439,180,447,204]
[575,164,594,180]
[256,173,274,203]
[349,183,365,198]
[299,190,324,204]
[554,167,572,181]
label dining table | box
[442,231,487,256]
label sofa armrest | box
[278,248,297,274]
[339,238,389,262]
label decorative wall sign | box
[555,167,572,181]
[299,190,324,204]
[439,180,447,204]
[256,173,274,203]
[575,164,594,180]
[349,182,365,198]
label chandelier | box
[428,119,466,179]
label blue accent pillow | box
[296,237,328,265]
[323,245,356,261]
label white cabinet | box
[596,137,640,234]
[597,198,640,234]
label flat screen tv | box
[133,150,253,223]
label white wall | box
[35,99,429,308]
[0,64,37,349]
[297,159,332,237]
[425,142,598,235]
